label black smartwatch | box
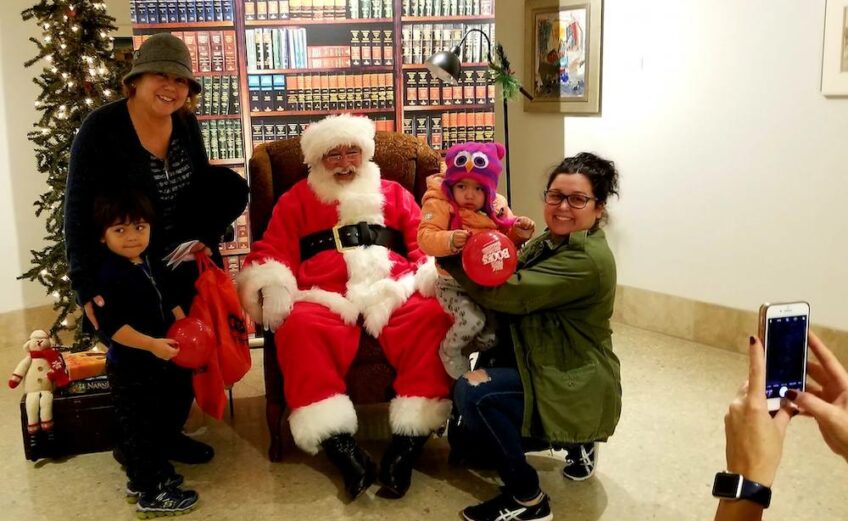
[712,472,772,508]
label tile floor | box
[2,323,846,520]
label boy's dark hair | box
[93,188,156,234]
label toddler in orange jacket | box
[418,142,534,378]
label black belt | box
[300,222,406,261]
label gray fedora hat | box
[122,33,201,94]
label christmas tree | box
[19,0,120,349]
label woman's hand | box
[785,332,848,462]
[189,242,213,257]
[723,336,794,487]
[83,295,105,330]
[450,230,472,252]
[148,338,180,361]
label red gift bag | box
[189,254,251,386]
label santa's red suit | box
[238,115,452,455]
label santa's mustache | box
[330,165,358,176]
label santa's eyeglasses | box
[323,148,362,163]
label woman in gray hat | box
[64,33,247,518]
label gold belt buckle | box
[332,225,357,252]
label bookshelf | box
[129,0,496,289]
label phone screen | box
[765,315,807,399]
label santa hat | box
[300,114,376,167]
[442,141,514,229]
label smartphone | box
[758,301,810,411]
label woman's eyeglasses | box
[324,149,362,163]
[543,191,596,209]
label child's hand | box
[149,338,180,361]
[513,217,535,239]
[450,230,472,252]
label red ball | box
[167,317,215,369]
[461,231,518,287]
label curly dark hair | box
[545,152,620,227]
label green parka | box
[445,228,621,444]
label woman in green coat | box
[446,152,622,521]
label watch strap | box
[712,472,772,509]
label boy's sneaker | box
[462,492,552,521]
[562,442,597,481]
[136,486,198,519]
[126,474,184,504]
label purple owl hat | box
[442,141,516,231]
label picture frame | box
[524,0,603,115]
[821,0,848,96]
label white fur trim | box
[236,260,297,324]
[288,394,358,455]
[301,114,376,166]
[297,289,360,325]
[413,257,438,297]
[389,396,452,436]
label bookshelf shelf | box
[222,249,250,256]
[197,114,243,120]
[401,62,489,70]
[401,15,494,22]
[404,104,491,112]
[244,18,393,27]
[210,158,246,165]
[248,66,394,74]
[132,22,235,30]
[250,108,395,117]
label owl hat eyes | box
[442,142,515,229]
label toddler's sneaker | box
[562,442,598,481]
[126,473,184,504]
[462,492,552,521]
[135,486,198,519]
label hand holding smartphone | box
[758,302,810,412]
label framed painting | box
[822,0,848,96]
[524,0,603,115]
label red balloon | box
[167,317,215,369]
[461,231,518,287]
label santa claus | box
[238,114,453,500]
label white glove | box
[260,284,293,332]
[414,257,438,297]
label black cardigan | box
[65,98,248,305]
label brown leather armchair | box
[248,131,442,461]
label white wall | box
[564,0,848,329]
[0,0,130,315]
[0,0,51,314]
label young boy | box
[418,142,535,379]
[92,188,199,518]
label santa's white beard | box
[307,160,383,212]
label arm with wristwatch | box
[713,333,848,520]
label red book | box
[210,30,224,73]
[196,31,212,73]
[223,31,237,73]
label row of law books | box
[130,0,235,24]
[401,23,494,64]
[405,68,494,106]
[222,255,257,336]
[245,0,395,20]
[350,30,394,66]
[200,119,245,160]
[195,75,241,116]
[401,0,493,17]
[133,31,238,74]
[251,116,395,143]
[403,110,495,151]
[245,27,308,70]
[248,72,395,112]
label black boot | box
[321,434,377,500]
[378,434,429,499]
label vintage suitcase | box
[19,388,117,461]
